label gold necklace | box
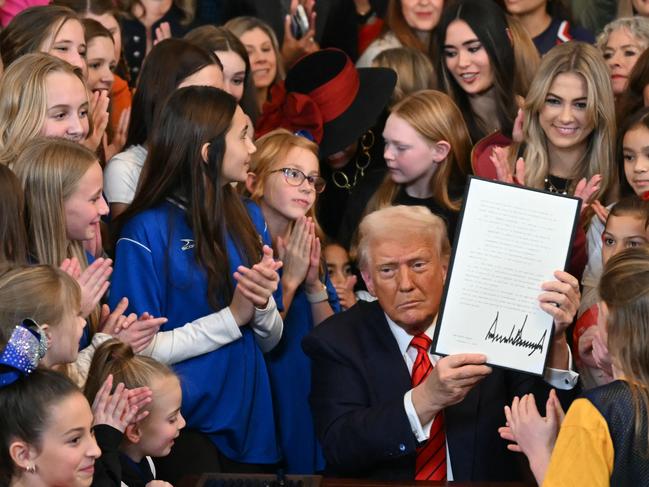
[332,130,374,193]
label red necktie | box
[410,334,447,481]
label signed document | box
[432,177,581,376]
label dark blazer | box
[302,300,578,481]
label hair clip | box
[294,129,315,142]
[0,318,47,388]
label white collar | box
[385,313,437,355]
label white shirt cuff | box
[404,389,433,442]
[543,342,579,390]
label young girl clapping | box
[247,129,339,473]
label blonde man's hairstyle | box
[13,137,98,271]
[599,246,649,451]
[225,16,285,81]
[357,205,450,272]
[0,53,90,167]
[596,16,649,52]
[365,90,471,216]
[521,42,618,203]
[372,47,436,106]
[249,128,325,238]
[84,339,177,419]
[0,264,81,347]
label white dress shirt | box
[385,313,579,480]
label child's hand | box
[233,245,282,310]
[77,258,113,318]
[277,217,312,290]
[83,89,110,152]
[92,375,151,432]
[103,107,130,161]
[574,175,602,217]
[304,223,322,291]
[59,257,81,279]
[499,391,562,483]
[334,274,357,310]
[115,311,167,353]
[99,298,134,335]
[591,200,609,224]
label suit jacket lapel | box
[362,302,412,398]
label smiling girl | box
[246,129,339,474]
[0,5,86,70]
[437,0,529,144]
[0,368,101,487]
[85,339,185,486]
[0,54,90,166]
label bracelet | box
[306,284,328,303]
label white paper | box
[433,178,579,375]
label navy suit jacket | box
[302,300,578,481]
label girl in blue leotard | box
[110,86,284,481]
[246,128,340,474]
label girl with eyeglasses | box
[246,128,340,474]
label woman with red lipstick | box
[357,0,443,68]
[597,16,649,100]
[246,129,339,475]
[436,0,527,145]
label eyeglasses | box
[271,167,326,193]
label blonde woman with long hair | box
[494,42,618,205]
[338,89,471,248]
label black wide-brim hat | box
[272,48,396,158]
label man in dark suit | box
[303,205,580,481]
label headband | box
[0,319,47,387]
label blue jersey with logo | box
[109,199,281,464]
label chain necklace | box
[332,130,374,193]
[544,174,570,195]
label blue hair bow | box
[0,319,47,387]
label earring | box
[26,464,37,474]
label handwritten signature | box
[484,312,547,356]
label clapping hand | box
[231,245,282,325]
[91,374,152,432]
[498,390,564,483]
[277,217,313,290]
